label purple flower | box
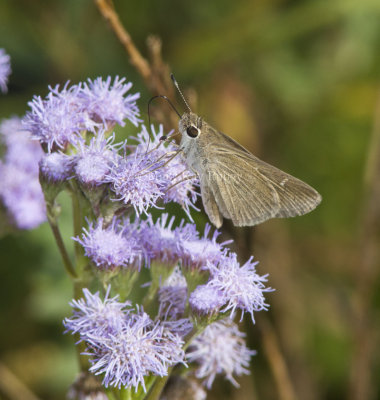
[0,117,43,174]
[23,76,141,152]
[139,214,186,266]
[22,82,92,152]
[0,164,46,229]
[139,216,232,273]
[205,253,272,322]
[82,307,185,391]
[0,117,46,229]
[39,152,74,183]
[0,49,11,93]
[189,285,225,316]
[65,288,185,391]
[106,150,169,215]
[79,76,141,127]
[134,125,198,214]
[160,318,193,339]
[158,266,188,319]
[74,218,145,270]
[64,287,132,338]
[186,320,256,389]
[180,224,232,270]
[106,124,199,215]
[88,313,185,391]
[73,131,119,187]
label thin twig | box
[93,0,179,128]
[94,0,153,88]
[94,0,167,94]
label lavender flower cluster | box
[66,214,272,392]
[0,50,46,229]
[65,288,186,391]
[0,48,11,93]
[0,59,273,399]
[0,117,46,229]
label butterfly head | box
[179,112,203,139]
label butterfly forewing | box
[201,128,321,227]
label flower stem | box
[70,186,91,278]
[183,325,206,351]
[72,191,83,261]
[120,387,132,400]
[145,368,173,400]
[47,215,77,279]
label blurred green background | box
[1,0,380,399]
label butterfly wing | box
[201,129,322,227]
[200,177,223,228]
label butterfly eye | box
[186,126,200,138]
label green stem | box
[106,387,120,400]
[72,192,83,262]
[47,217,77,279]
[105,390,118,400]
[120,387,132,400]
[70,187,94,372]
[183,324,207,351]
[71,188,91,279]
[144,368,173,400]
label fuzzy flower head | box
[88,313,185,391]
[65,288,186,392]
[158,266,188,320]
[134,125,198,213]
[0,48,11,93]
[79,76,141,128]
[106,150,169,215]
[23,82,92,152]
[160,318,193,339]
[0,117,46,229]
[106,124,199,216]
[74,218,145,270]
[180,224,232,270]
[64,287,132,338]
[0,165,47,229]
[0,117,43,174]
[189,285,225,316]
[186,320,256,389]
[39,152,73,183]
[139,214,186,266]
[73,131,119,187]
[205,253,272,322]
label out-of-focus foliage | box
[1,0,380,399]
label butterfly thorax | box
[179,112,207,174]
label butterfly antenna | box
[147,95,182,143]
[148,95,181,127]
[171,73,192,113]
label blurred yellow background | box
[0,0,379,399]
